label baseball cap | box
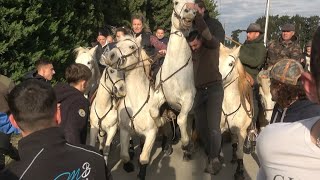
[270,59,304,85]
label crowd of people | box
[0,0,320,179]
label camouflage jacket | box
[266,35,302,67]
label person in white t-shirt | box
[256,26,320,180]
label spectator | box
[266,23,303,68]
[256,26,320,180]
[131,14,167,56]
[53,64,91,145]
[195,0,225,43]
[23,58,55,84]
[155,27,169,46]
[269,59,320,124]
[187,10,222,175]
[0,79,112,179]
[115,26,130,42]
[302,40,312,71]
[106,35,114,44]
[0,76,19,171]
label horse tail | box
[236,59,254,118]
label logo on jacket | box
[78,109,86,117]
[54,162,91,180]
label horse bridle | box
[114,39,140,70]
[222,55,237,88]
[94,66,124,137]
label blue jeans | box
[193,81,224,159]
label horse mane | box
[235,56,254,118]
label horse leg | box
[178,102,193,161]
[230,131,238,164]
[103,124,117,166]
[161,122,173,156]
[97,132,105,153]
[234,128,247,180]
[129,138,135,160]
[137,129,157,179]
[149,91,165,122]
[89,125,99,147]
[120,129,134,172]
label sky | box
[217,0,320,43]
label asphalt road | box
[107,133,259,180]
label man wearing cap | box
[268,59,320,124]
[239,23,266,134]
[266,23,303,68]
[256,26,320,179]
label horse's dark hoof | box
[183,152,192,161]
[137,175,145,180]
[234,171,245,180]
[231,156,237,164]
[123,162,135,172]
[129,148,135,160]
[163,144,173,156]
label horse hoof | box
[137,175,145,180]
[123,162,135,172]
[129,148,135,160]
[163,145,173,156]
[183,152,192,161]
[230,157,237,164]
[234,171,245,180]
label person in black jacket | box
[195,0,225,43]
[53,63,92,145]
[23,58,55,84]
[0,79,112,180]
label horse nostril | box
[119,86,124,92]
[184,9,189,13]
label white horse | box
[88,66,126,165]
[257,69,275,127]
[105,35,166,179]
[74,46,101,96]
[150,0,197,160]
[219,45,254,180]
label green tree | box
[1,0,104,81]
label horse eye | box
[129,46,135,49]
[111,53,115,58]
[110,69,114,73]
[174,1,178,5]
[229,63,233,66]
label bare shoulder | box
[310,119,320,146]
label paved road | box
[107,133,259,180]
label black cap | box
[281,23,295,32]
[246,23,263,33]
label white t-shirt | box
[257,116,320,180]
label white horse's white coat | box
[257,69,275,125]
[88,67,125,164]
[219,45,253,161]
[74,46,101,96]
[150,0,196,148]
[105,36,164,165]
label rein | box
[93,67,124,137]
[124,78,151,132]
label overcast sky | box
[217,0,320,42]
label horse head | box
[172,0,196,31]
[257,69,275,123]
[219,44,241,84]
[75,46,98,71]
[105,35,140,70]
[100,65,126,98]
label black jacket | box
[53,83,89,144]
[203,11,225,44]
[23,71,50,84]
[0,127,112,180]
[270,99,320,123]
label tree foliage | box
[255,15,319,47]
[1,0,219,82]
